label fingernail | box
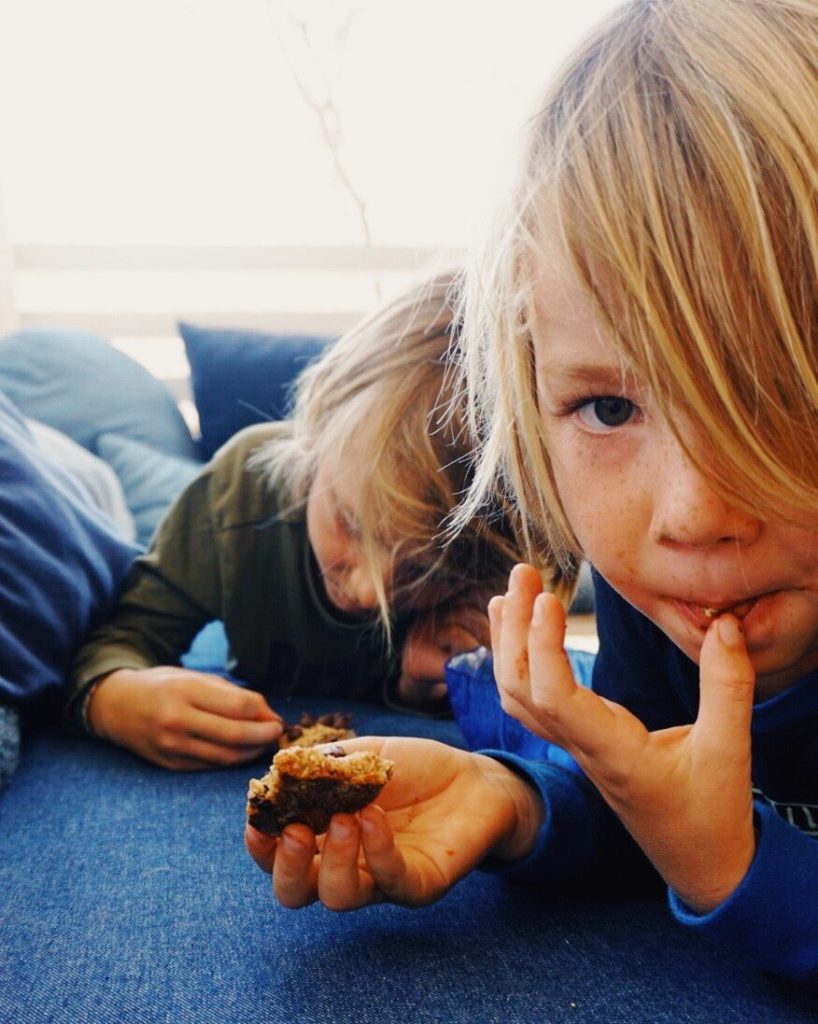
[717,614,743,648]
[532,593,546,624]
[330,818,351,840]
[281,831,302,852]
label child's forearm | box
[478,750,642,883]
[670,800,818,994]
[67,556,217,728]
[66,643,156,732]
[487,749,818,995]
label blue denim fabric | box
[0,693,807,1024]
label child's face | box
[306,449,391,616]
[530,244,818,698]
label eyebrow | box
[539,361,633,393]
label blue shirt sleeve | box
[670,800,818,984]
[477,748,655,888]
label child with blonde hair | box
[68,271,528,770]
[247,0,818,1004]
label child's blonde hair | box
[256,270,526,632]
[458,0,818,572]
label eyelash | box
[334,508,361,540]
[562,394,642,432]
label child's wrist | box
[479,756,545,862]
[81,672,119,739]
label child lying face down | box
[68,272,541,770]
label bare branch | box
[266,0,374,254]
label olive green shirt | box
[67,424,401,727]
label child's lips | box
[675,596,762,631]
[700,599,756,621]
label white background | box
[0,0,619,248]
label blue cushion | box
[0,391,138,717]
[181,620,230,671]
[96,433,202,548]
[0,709,803,1022]
[445,645,596,756]
[0,328,198,460]
[179,322,333,459]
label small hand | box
[490,564,757,913]
[398,604,490,710]
[245,735,544,911]
[88,666,284,770]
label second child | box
[68,272,536,770]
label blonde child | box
[247,0,818,1004]
[68,272,528,770]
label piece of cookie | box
[246,744,394,836]
[278,711,355,749]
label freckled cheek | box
[551,453,646,571]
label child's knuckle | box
[242,693,262,717]
[155,706,183,733]
[154,730,178,755]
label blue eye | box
[577,396,638,430]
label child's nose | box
[346,566,379,610]
[648,434,760,548]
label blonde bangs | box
[527,0,818,521]
[454,199,582,594]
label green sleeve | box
[66,463,223,725]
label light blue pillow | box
[96,433,202,548]
[0,328,199,460]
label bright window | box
[0,0,620,388]
[0,0,619,247]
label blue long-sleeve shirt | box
[446,571,818,1000]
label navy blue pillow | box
[179,322,333,460]
[0,391,138,717]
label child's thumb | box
[695,614,756,747]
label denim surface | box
[0,693,809,1024]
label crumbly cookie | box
[278,711,356,749]
[246,744,394,836]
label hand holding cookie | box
[245,735,545,912]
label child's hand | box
[397,604,490,710]
[490,564,757,914]
[245,735,544,910]
[88,667,284,770]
